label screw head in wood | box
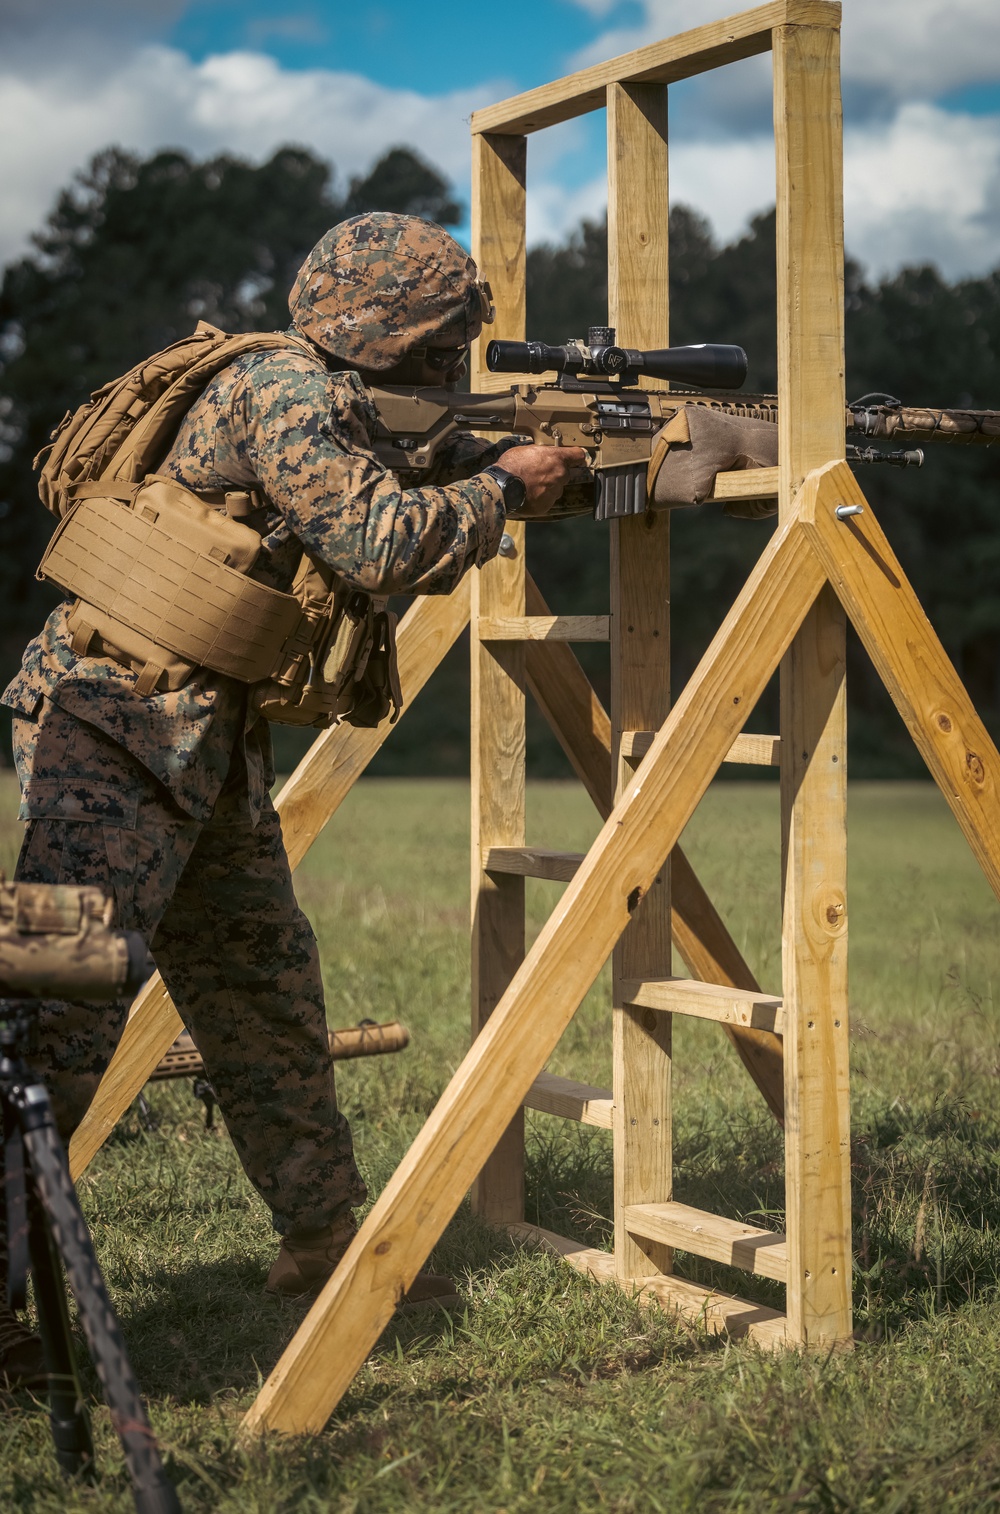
[835,503,864,520]
[498,533,517,558]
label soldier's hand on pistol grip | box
[498,444,588,517]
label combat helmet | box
[288,212,494,372]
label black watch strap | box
[482,464,527,514]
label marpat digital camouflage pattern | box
[2,213,509,1237]
[11,699,365,1231]
[289,211,493,370]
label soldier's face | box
[377,345,469,388]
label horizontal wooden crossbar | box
[524,1071,613,1128]
[510,1224,788,1346]
[709,467,780,502]
[623,1202,788,1282]
[472,1,840,134]
[478,615,610,641]
[621,976,784,1034]
[622,730,781,766]
[485,847,584,881]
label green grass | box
[2,776,1000,1511]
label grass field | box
[2,775,1000,1512]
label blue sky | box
[167,0,647,94]
[2,1,1000,279]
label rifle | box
[370,327,1000,523]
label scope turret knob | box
[587,325,615,346]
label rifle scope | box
[486,330,748,390]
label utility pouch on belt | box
[252,556,401,729]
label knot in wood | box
[965,751,985,785]
[937,712,953,733]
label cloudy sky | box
[2,0,1000,280]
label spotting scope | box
[486,325,748,389]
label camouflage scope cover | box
[0,880,149,1000]
[289,212,494,371]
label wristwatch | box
[482,464,527,515]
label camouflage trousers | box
[10,697,366,1234]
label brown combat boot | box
[0,1306,45,1389]
[265,1223,461,1311]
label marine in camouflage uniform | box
[2,216,561,1346]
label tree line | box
[1,144,998,776]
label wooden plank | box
[624,1202,788,1282]
[471,2,841,135]
[710,466,780,502]
[68,581,474,1181]
[523,573,786,1124]
[621,976,784,1034]
[803,461,1000,900]
[478,615,609,642]
[608,78,673,1283]
[510,1224,788,1347]
[727,732,782,766]
[774,19,852,1350]
[623,729,780,766]
[485,847,583,883]
[241,507,825,1436]
[470,128,528,1226]
[470,132,526,390]
[524,1071,613,1128]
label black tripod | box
[2,998,181,1514]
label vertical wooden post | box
[607,83,673,1281]
[470,131,528,1224]
[774,20,852,1346]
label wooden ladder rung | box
[623,1202,788,1282]
[478,615,610,642]
[707,466,779,502]
[621,729,780,766]
[511,1223,787,1347]
[619,976,784,1034]
[485,846,584,882]
[524,1070,613,1128]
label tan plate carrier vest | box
[34,324,401,729]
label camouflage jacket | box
[3,338,508,822]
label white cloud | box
[526,172,611,244]
[844,103,1000,277]
[0,44,501,268]
[663,100,1000,280]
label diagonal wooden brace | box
[802,461,1000,901]
[242,500,826,1437]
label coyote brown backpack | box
[33,322,400,727]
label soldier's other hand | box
[499,445,588,517]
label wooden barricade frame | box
[65,0,1000,1439]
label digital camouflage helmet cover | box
[288,212,495,372]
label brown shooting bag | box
[646,405,779,519]
[34,323,400,728]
